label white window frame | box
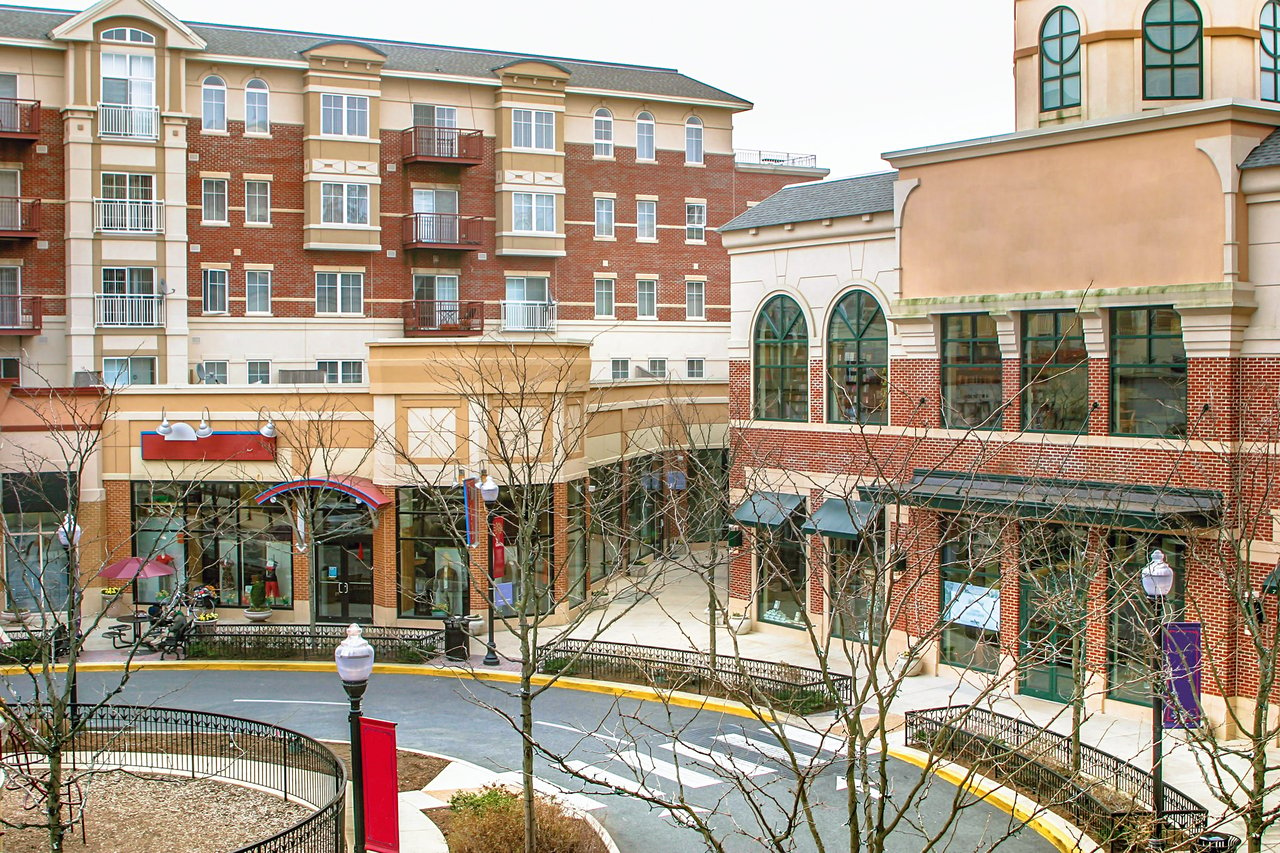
[513,192,556,234]
[317,359,364,384]
[647,358,667,377]
[247,360,271,384]
[321,183,370,226]
[636,112,656,161]
[202,268,228,314]
[686,358,705,379]
[101,27,154,44]
[685,116,704,164]
[636,200,657,241]
[593,108,613,157]
[685,280,705,320]
[201,361,228,384]
[637,279,657,319]
[246,270,272,315]
[594,278,615,318]
[245,180,271,224]
[315,271,364,315]
[201,76,226,131]
[594,198,614,238]
[320,93,369,138]
[202,178,228,224]
[610,358,630,380]
[685,203,707,242]
[245,79,270,134]
[103,356,156,387]
[512,108,555,151]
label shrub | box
[540,657,577,676]
[447,786,598,853]
[0,639,45,663]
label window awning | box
[801,499,879,540]
[859,470,1221,530]
[1263,565,1280,596]
[254,475,392,511]
[732,491,805,529]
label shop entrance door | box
[1019,568,1077,704]
[315,536,374,623]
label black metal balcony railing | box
[402,126,484,164]
[0,295,42,335]
[0,98,41,138]
[403,300,485,336]
[401,212,483,250]
[0,197,39,237]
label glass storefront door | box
[315,535,374,623]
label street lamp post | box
[479,475,500,667]
[56,514,82,715]
[1141,549,1175,851]
[335,623,375,853]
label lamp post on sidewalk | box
[1141,549,1175,851]
[335,623,375,853]
[56,514,82,715]
[479,475,501,666]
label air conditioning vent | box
[73,371,103,387]
[278,369,327,384]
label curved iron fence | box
[187,623,445,664]
[535,638,852,713]
[4,703,346,853]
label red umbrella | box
[99,557,177,581]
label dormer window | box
[1142,0,1202,100]
[101,27,154,44]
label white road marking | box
[491,772,605,811]
[714,733,829,769]
[535,721,627,745]
[616,750,722,788]
[233,699,348,706]
[775,725,846,756]
[836,776,883,798]
[565,759,667,800]
[659,742,775,778]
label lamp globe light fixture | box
[479,474,501,667]
[335,623,375,853]
[479,475,499,503]
[1141,549,1175,599]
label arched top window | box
[1263,2,1280,101]
[826,291,888,425]
[593,108,613,157]
[636,111,656,161]
[1040,7,1082,111]
[1142,0,1202,100]
[102,27,154,44]
[753,295,808,422]
[245,78,269,134]
[201,76,226,131]
[685,116,704,165]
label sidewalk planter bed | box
[185,623,445,663]
[535,639,852,713]
[904,706,1220,853]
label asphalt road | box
[64,670,1052,852]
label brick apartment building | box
[723,0,1280,733]
[0,0,823,627]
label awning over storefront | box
[859,470,1222,530]
[253,476,392,511]
[732,491,805,529]
[801,499,879,540]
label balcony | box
[733,149,822,169]
[94,199,164,234]
[402,126,484,165]
[501,300,556,333]
[95,293,164,327]
[0,198,39,238]
[0,99,40,140]
[404,300,485,337]
[0,296,42,335]
[97,103,159,140]
[401,213,483,251]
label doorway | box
[1019,564,1078,704]
[315,535,374,623]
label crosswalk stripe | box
[492,772,605,811]
[776,725,846,756]
[616,750,722,789]
[565,759,667,801]
[659,742,775,778]
[835,776,882,799]
[714,733,831,770]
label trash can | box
[442,616,470,662]
[1194,834,1241,853]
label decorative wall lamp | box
[142,408,277,462]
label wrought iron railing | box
[3,703,345,853]
[733,149,820,169]
[401,212,482,248]
[403,299,484,335]
[535,638,852,712]
[402,126,484,162]
[97,103,158,139]
[904,706,1218,852]
[186,623,446,664]
[94,293,164,327]
[0,197,39,234]
[0,98,40,136]
[0,294,42,334]
[500,300,556,332]
[93,198,164,233]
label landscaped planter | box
[242,609,272,623]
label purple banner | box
[1163,621,1202,729]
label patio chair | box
[157,614,193,660]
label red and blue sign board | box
[360,717,400,853]
[141,431,275,462]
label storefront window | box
[941,314,1002,429]
[2,473,75,613]
[686,448,728,543]
[1108,532,1184,705]
[588,463,623,582]
[396,488,467,618]
[939,515,1003,672]
[493,485,554,615]
[567,481,587,607]
[628,455,666,560]
[829,514,885,644]
[1111,307,1186,437]
[758,515,807,629]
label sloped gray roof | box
[0,4,750,106]
[719,171,898,232]
[1243,128,1280,169]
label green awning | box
[732,492,805,529]
[801,499,879,540]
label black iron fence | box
[535,638,852,714]
[186,624,446,664]
[904,706,1233,852]
[3,703,345,852]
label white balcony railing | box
[95,293,164,327]
[94,199,164,234]
[500,300,556,332]
[97,103,159,140]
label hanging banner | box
[1163,621,1202,729]
[491,515,506,579]
[360,717,400,852]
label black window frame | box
[1040,6,1083,111]
[941,313,1003,430]
[1021,310,1089,433]
[1142,0,1203,100]
[826,290,888,426]
[1109,306,1186,438]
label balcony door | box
[413,104,459,157]
[412,274,459,330]
[0,75,17,133]
[0,171,19,231]
[413,189,458,243]
[0,267,19,328]
[101,173,155,232]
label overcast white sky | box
[34,0,1016,178]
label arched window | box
[636,111,655,161]
[202,76,226,131]
[753,295,808,421]
[245,78,269,134]
[1040,7,1082,110]
[1263,2,1280,101]
[593,108,613,157]
[101,27,154,44]
[1142,0,1202,100]
[685,116,703,164]
[827,291,888,425]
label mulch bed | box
[428,806,609,853]
[324,742,449,791]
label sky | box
[29,0,1016,179]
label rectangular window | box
[636,118,656,161]
[594,279,614,318]
[830,511,887,644]
[245,180,271,224]
[636,280,657,319]
[647,358,667,377]
[101,172,153,200]
[636,200,657,240]
[610,358,629,380]
[594,198,614,238]
[320,93,369,137]
[202,178,227,223]
[513,192,555,233]
[101,267,155,295]
[317,360,364,383]
[0,357,18,381]
[202,268,228,314]
[1111,307,1186,437]
[247,360,271,384]
[201,361,228,384]
[512,108,554,150]
[103,356,155,387]
[245,270,272,315]
[685,280,705,320]
[1108,533,1184,704]
[315,272,363,315]
[396,487,468,618]
[320,183,370,226]
[686,358,705,379]
[939,515,1002,672]
[685,203,706,241]
[413,104,458,128]
[941,314,1002,429]
[1022,310,1088,432]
